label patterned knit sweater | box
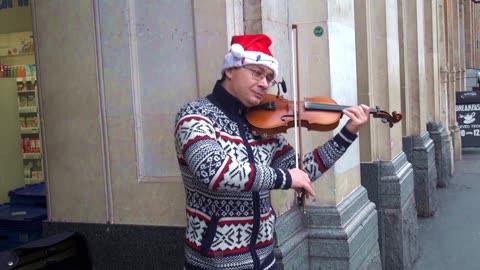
[174,81,357,270]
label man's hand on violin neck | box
[289,168,316,198]
[343,104,371,134]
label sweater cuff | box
[333,126,358,148]
[273,168,292,189]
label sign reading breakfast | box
[456,91,480,147]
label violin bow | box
[291,24,307,214]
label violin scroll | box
[371,107,403,128]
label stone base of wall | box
[43,221,185,270]
[274,208,309,270]
[451,125,462,162]
[275,187,382,269]
[44,191,383,270]
[361,152,418,270]
[427,121,452,187]
[310,187,381,269]
[403,131,438,217]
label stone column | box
[426,0,452,187]
[472,3,475,67]
[267,1,382,269]
[427,121,452,187]
[475,5,480,67]
[464,0,474,68]
[425,0,439,123]
[437,0,455,177]
[457,0,467,91]
[452,0,461,93]
[472,2,478,67]
[355,1,418,269]
[445,0,463,159]
[476,3,480,68]
[243,1,310,269]
[243,0,292,94]
[194,0,244,95]
[473,2,478,66]
[476,5,480,67]
[398,0,438,217]
[471,3,477,67]
[458,1,466,91]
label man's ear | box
[224,67,235,80]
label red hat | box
[222,34,279,79]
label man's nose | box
[258,76,269,88]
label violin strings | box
[304,102,349,112]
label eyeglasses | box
[243,66,277,87]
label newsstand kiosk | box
[456,90,480,147]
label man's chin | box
[249,98,263,107]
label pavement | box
[413,147,480,270]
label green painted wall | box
[0,78,24,203]
[0,2,35,203]
[0,2,33,34]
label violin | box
[245,94,402,136]
[250,24,403,213]
[245,93,402,212]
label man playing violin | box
[174,33,371,270]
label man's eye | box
[254,71,263,77]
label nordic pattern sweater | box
[174,81,357,270]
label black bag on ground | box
[0,231,92,270]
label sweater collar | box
[207,80,247,118]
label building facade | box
[28,0,479,269]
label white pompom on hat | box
[222,34,279,79]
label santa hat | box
[221,34,279,79]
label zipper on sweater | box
[250,191,261,269]
[236,116,261,269]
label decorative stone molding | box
[361,152,418,270]
[427,121,453,187]
[402,132,438,217]
[307,187,382,269]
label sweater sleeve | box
[302,125,358,181]
[269,125,358,183]
[269,126,357,179]
[175,111,291,192]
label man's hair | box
[220,72,227,82]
